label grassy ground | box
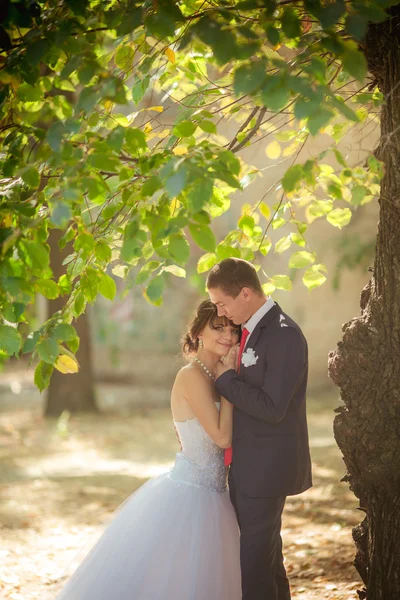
[0,387,362,600]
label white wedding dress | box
[54,409,241,599]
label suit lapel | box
[246,303,281,349]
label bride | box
[53,299,242,599]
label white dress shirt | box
[243,296,275,349]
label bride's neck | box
[195,350,220,372]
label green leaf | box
[288,251,315,268]
[186,179,214,212]
[95,242,112,263]
[141,176,162,198]
[165,168,187,197]
[302,264,328,290]
[261,75,290,112]
[22,331,40,354]
[265,24,280,47]
[281,7,302,38]
[37,336,59,364]
[146,275,165,304]
[73,291,86,317]
[136,261,162,284]
[326,207,352,228]
[308,200,333,217]
[216,244,241,260]
[81,269,100,302]
[34,361,54,392]
[125,128,147,153]
[318,0,345,28]
[34,279,59,299]
[282,164,303,192]
[115,45,135,71]
[58,274,72,295]
[21,166,40,188]
[98,272,117,301]
[197,252,218,273]
[51,202,71,227]
[168,233,190,265]
[189,223,216,252]
[275,235,292,254]
[74,232,95,255]
[272,217,286,230]
[238,214,255,236]
[0,325,21,356]
[259,237,272,256]
[270,275,292,291]
[341,45,368,82]
[47,122,65,152]
[173,121,197,137]
[291,232,306,247]
[262,282,276,295]
[233,62,266,96]
[20,240,50,272]
[307,109,334,136]
[131,76,150,104]
[52,324,77,342]
[199,120,217,134]
[163,265,186,277]
[2,302,25,324]
[351,185,369,205]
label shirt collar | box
[243,296,275,335]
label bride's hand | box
[216,344,239,378]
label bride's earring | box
[198,338,203,348]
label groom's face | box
[208,287,249,326]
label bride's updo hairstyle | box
[182,299,236,355]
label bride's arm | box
[177,346,238,449]
[177,370,233,449]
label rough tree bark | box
[44,229,98,417]
[328,6,400,600]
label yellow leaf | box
[144,123,152,134]
[103,99,114,111]
[2,214,13,227]
[55,354,79,374]
[173,146,188,156]
[165,48,176,63]
[283,141,300,157]
[265,141,281,159]
[259,202,271,220]
[147,106,164,113]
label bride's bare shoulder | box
[174,363,203,386]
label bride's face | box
[199,318,240,357]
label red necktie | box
[224,327,250,467]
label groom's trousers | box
[229,473,291,600]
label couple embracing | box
[54,258,312,600]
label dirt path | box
[0,392,362,600]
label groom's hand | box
[216,344,239,378]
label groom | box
[207,258,312,600]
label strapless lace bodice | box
[169,417,228,492]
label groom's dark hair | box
[206,258,263,298]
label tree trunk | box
[44,229,98,417]
[328,7,400,599]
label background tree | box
[0,1,398,597]
[46,228,97,416]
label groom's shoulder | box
[268,307,306,340]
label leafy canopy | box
[0,0,389,387]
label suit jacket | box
[215,303,312,498]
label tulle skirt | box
[54,471,242,599]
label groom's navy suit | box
[215,302,312,600]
